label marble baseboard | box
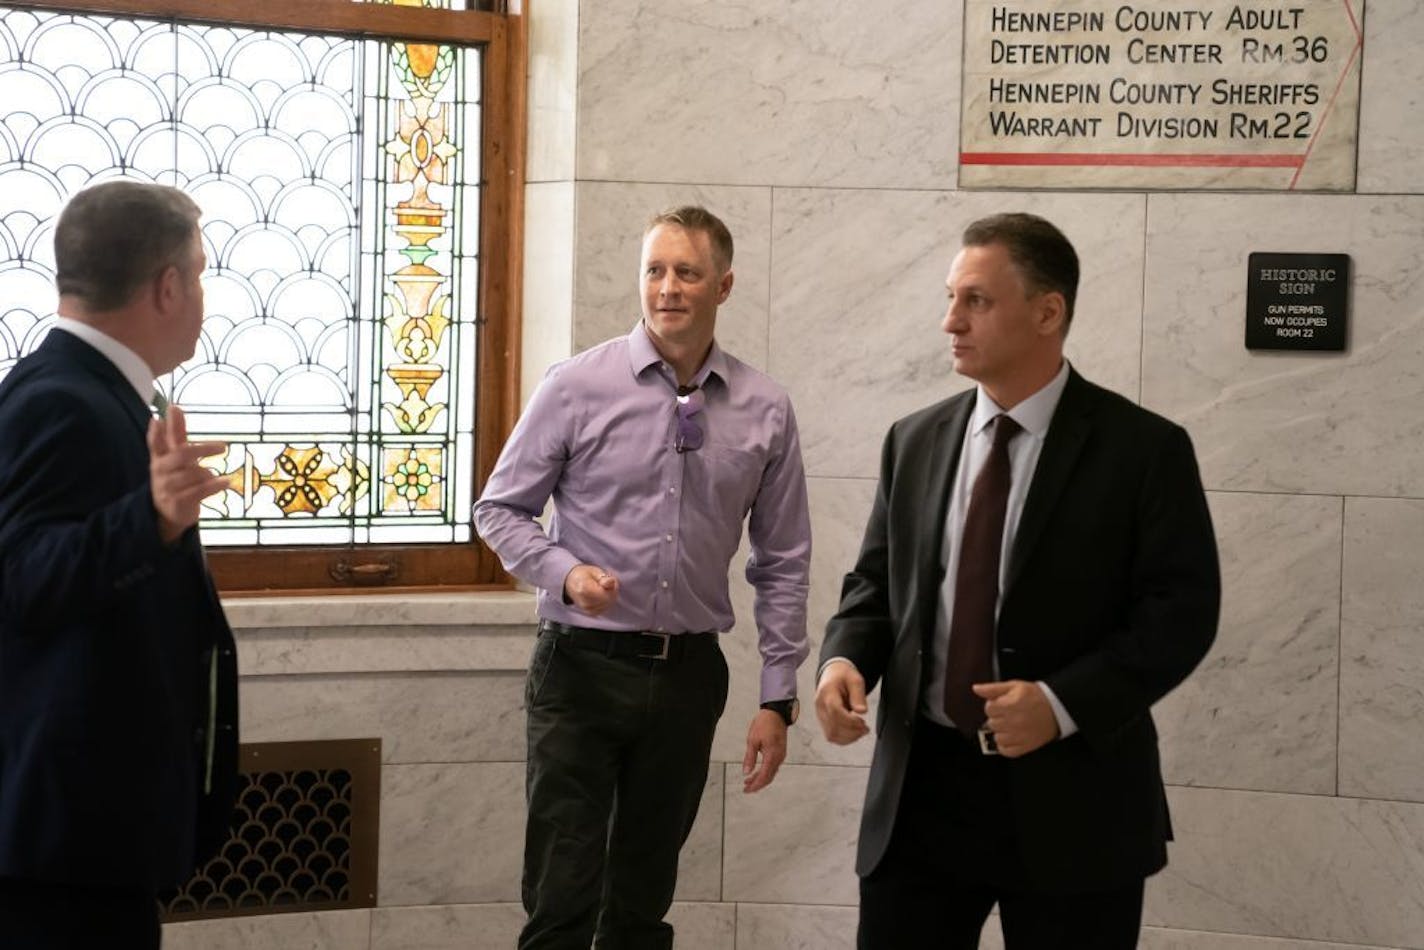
[572,181,772,370]
[1148,786,1424,948]
[240,671,526,764]
[162,909,372,950]
[1155,491,1341,795]
[371,904,524,950]
[1340,497,1424,802]
[234,623,536,677]
[734,902,858,950]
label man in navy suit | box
[817,213,1220,948]
[0,181,239,948]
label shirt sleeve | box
[744,394,812,703]
[472,367,582,596]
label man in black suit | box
[0,181,239,948]
[817,213,1220,949]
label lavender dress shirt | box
[474,324,812,703]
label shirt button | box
[660,580,669,589]
[665,534,673,542]
[668,487,676,495]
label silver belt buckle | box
[977,728,999,756]
[639,631,672,660]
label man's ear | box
[717,267,735,304]
[153,263,181,313]
[1036,290,1066,337]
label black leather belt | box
[538,619,717,662]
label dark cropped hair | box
[54,181,202,311]
[645,205,734,273]
[962,212,1079,328]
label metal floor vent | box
[160,739,381,921]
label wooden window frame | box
[7,0,524,594]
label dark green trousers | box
[519,626,729,950]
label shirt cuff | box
[1037,680,1078,739]
[817,656,857,685]
[760,661,800,705]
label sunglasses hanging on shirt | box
[674,385,705,453]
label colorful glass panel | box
[0,6,481,546]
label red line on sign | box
[959,152,1305,168]
[1288,5,1363,190]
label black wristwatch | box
[761,698,800,726]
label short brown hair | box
[962,212,1079,328]
[645,205,734,273]
[54,180,202,311]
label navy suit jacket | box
[822,369,1220,892]
[0,329,239,893]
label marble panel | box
[1155,491,1341,795]
[234,623,536,677]
[713,476,879,769]
[1357,1,1424,195]
[1141,193,1424,497]
[223,591,537,630]
[665,902,737,950]
[1340,497,1424,802]
[721,763,864,906]
[240,671,526,764]
[571,181,772,370]
[734,902,858,950]
[1140,929,1399,950]
[769,188,1146,479]
[370,903,524,950]
[163,910,371,950]
[1146,786,1424,948]
[576,0,960,189]
[525,0,577,184]
[380,762,526,905]
[523,180,576,406]
[674,771,726,902]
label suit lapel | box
[917,392,975,617]
[1005,370,1094,593]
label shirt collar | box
[627,320,728,390]
[51,316,157,404]
[971,359,1071,438]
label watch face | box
[788,698,800,724]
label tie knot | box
[991,413,1020,448]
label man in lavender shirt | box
[474,205,811,950]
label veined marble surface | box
[524,181,576,407]
[1357,0,1424,194]
[576,0,960,189]
[1155,491,1341,795]
[768,188,1146,480]
[525,0,577,184]
[1148,785,1424,948]
[1141,193,1424,497]
[1340,497,1424,802]
[720,762,863,906]
[571,181,772,369]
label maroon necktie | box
[944,413,1021,735]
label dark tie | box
[944,413,1022,734]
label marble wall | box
[170,1,1424,947]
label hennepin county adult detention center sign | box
[959,1,1364,189]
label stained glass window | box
[0,4,483,549]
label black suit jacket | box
[0,330,239,893]
[822,369,1220,892]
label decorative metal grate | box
[161,738,381,921]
